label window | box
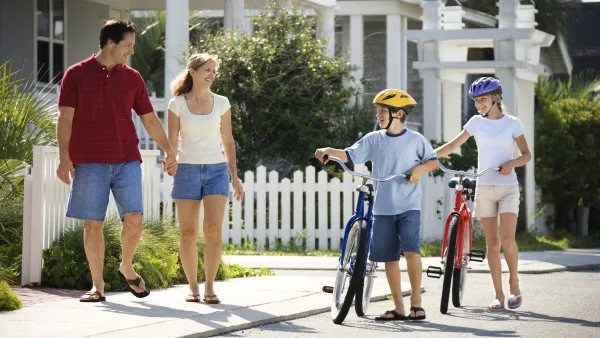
[35,0,66,84]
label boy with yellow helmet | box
[315,89,438,321]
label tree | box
[0,61,57,199]
[191,7,367,173]
[534,73,600,233]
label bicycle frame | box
[440,178,473,270]
[338,177,375,271]
[438,163,498,270]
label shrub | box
[42,217,271,291]
[0,197,23,285]
[0,280,22,311]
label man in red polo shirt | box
[56,19,177,302]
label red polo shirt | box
[58,55,154,164]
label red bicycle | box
[426,163,498,314]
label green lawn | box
[223,230,600,258]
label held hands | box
[314,148,330,164]
[499,161,514,176]
[232,177,244,201]
[56,157,75,185]
[160,151,178,176]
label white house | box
[1,0,571,232]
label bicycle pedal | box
[322,285,334,293]
[469,250,486,262]
[426,266,443,279]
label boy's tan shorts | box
[473,185,520,218]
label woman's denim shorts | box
[171,162,230,200]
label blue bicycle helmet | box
[468,77,502,99]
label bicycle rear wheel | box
[331,219,368,324]
[441,214,459,314]
[452,220,470,307]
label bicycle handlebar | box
[438,162,499,178]
[323,155,409,182]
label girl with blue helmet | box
[435,77,532,310]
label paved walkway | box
[3,249,599,338]
[3,275,416,338]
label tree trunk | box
[576,206,590,236]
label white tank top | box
[167,94,231,164]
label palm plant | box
[0,61,58,199]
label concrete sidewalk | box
[2,275,419,338]
[223,249,600,274]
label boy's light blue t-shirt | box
[344,129,437,216]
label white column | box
[386,14,407,90]
[421,69,442,140]
[442,80,462,142]
[317,8,336,58]
[164,0,189,126]
[497,0,520,29]
[517,79,536,229]
[224,0,245,34]
[421,0,444,30]
[349,15,364,100]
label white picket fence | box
[21,145,451,285]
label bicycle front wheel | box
[331,219,368,324]
[452,218,470,307]
[441,214,459,314]
[355,244,375,316]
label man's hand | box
[314,148,330,164]
[160,151,178,176]
[57,157,75,185]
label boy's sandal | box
[80,291,106,302]
[508,293,522,309]
[409,306,426,320]
[203,294,221,304]
[375,310,408,321]
[118,270,151,298]
[186,294,201,302]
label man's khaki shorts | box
[473,185,520,218]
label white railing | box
[21,145,452,285]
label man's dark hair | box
[99,19,136,48]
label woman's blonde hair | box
[170,53,220,96]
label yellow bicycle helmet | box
[373,89,417,129]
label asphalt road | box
[218,269,600,338]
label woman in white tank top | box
[167,53,244,304]
[435,77,532,311]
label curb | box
[256,263,600,274]
[179,287,424,338]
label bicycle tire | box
[452,220,470,307]
[441,214,459,314]
[331,219,367,324]
[354,227,373,316]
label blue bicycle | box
[322,155,410,324]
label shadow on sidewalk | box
[97,299,318,334]
[446,306,600,327]
[343,318,519,337]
